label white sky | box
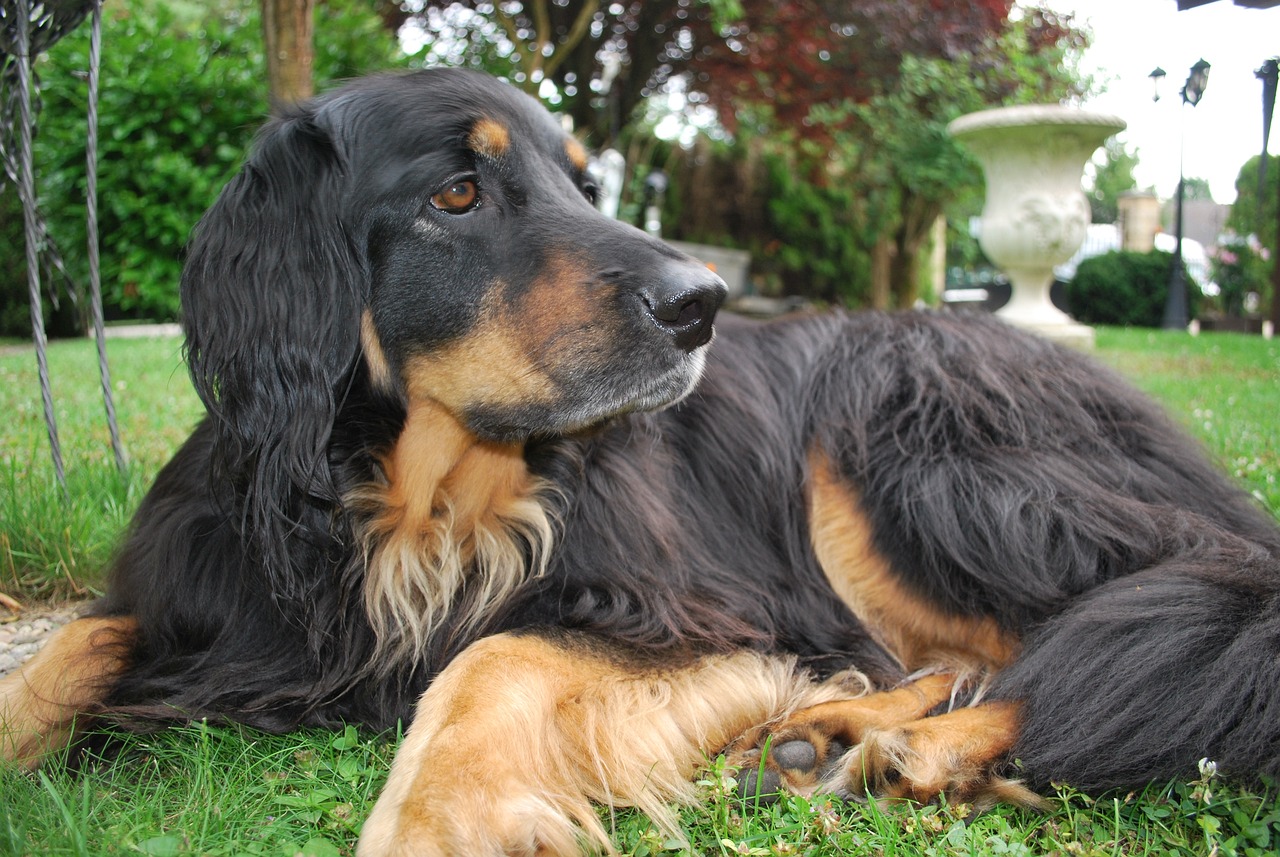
[1042,0,1278,204]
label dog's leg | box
[728,673,953,795]
[729,673,1043,810]
[831,700,1043,809]
[0,615,136,767]
[358,632,834,857]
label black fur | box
[93,69,1280,791]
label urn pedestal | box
[949,106,1126,348]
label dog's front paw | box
[732,729,849,802]
[830,705,1046,810]
[729,675,1042,811]
[728,672,954,801]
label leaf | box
[1198,814,1223,838]
[298,838,342,857]
[335,755,366,781]
[331,725,359,751]
[135,834,185,856]
[945,819,967,848]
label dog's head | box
[183,68,725,459]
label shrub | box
[1065,249,1199,328]
[1211,234,1270,317]
[31,1,267,326]
[2,0,402,335]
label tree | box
[1228,155,1278,247]
[787,7,1089,307]
[399,0,1014,147]
[263,0,401,107]
[397,1,1088,307]
[1181,176,1215,203]
[687,0,1014,142]
[262,0,316,105]
[1227,154,1279,325]
[1088,138,1139,224]
[401,0,745,145]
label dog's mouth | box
[463,344,710,442]
[575,345,709,422]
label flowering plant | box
[1211,233,1271,316]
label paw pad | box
[734,735,851,803]
[771,739,818,772]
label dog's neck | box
[381,400,524,526]
[352,399,555,673]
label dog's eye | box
[431,180,480,214]
[582,183,600,206]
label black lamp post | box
[1149,67,1166,103]
[1162,59,1211,330]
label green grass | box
[0,335,201,601]
[0,723,396,857]
[2,731,1277,856]
[1093,328,1280,519]
[2,327,1280,855]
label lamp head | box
[1149,67,1167,103]
[1183,59,1210,107]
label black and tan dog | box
[3,69,1279,856]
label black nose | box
[639,267,727,351]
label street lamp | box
[1149,67,1166,103]
[1163,59,1211,331]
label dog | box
[3,68,1279,856]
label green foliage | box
[1228,155,1278,255]
[0,191,38,338]
[1182,176,1216,203]
[1,335,201,599]
[1212,234,1272,317]
[0,721,396,855]
[10,0,401,332]
[1088,138,1140,224]
[33,1,266,324]
[313,0,405,84]
[761,150,871,303]
[1092,327,1280,521]
[760,13,1086,307]
[1066,250,1198,327]
[5,727,1278,856]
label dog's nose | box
[639,267,727,351]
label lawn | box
[0,335,202,602]
[1,326,1278,856]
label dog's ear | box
[180,105,364,571]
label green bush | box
[32,2,267,326]
[1065,249,1199,328]
[654,134,873,305]
[0,0,402,335]
[1211,234,1270,317]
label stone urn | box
[949,105,1126,347]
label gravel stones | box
[0,604,83,679]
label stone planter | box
[949,106,1126,347]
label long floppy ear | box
[180,104,365,584]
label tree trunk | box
[888,236,920,310]
[262,0,315,107]
[887,198,942,309]
[869,239,893,310]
